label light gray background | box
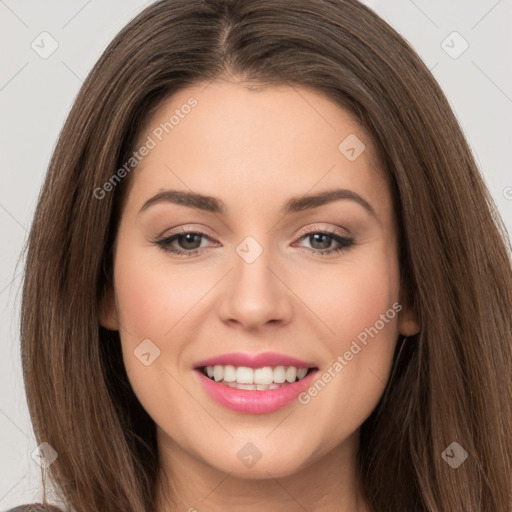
[1,0,511,508]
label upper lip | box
[194,352,317,369]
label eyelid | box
[294,223,350,239]
[159,223,349,242]
[159,224,218,240]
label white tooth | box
[297,368,308,380]
[223,365,236,382]
[269,383,280,389]
[237,383,256,390]
[285,366,297,383]
[254,366,274,385]
[206,366,214,378]
[256,384,269,390]
[236,366,254,384]
[273,366,286,383]
[213,365,224,382]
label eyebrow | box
[138,187,377,219]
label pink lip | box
[194,351,316,369]
[195,368,318,414]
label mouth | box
[198,364,317,391]
[193,352,319,413]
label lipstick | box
[194,352,318,414]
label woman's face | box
[101,79,419,480]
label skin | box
[100,78,420,511]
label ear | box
[99,285,119,331]
[398,303,420,336]
[398,287,420,337]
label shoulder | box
[5,505,63,512]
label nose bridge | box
[218,234,293,329]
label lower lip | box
[195,369,318,414]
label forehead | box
[124,79,390,219]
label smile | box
[194,352,319,414]
[200,365,312,390]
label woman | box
[12,0,512,511]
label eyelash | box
[153,227,355,257]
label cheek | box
[111,246,193,426]
[111,243,214,404]
[298,247,400,398]
[298,248,400,346]
[113,244,210,340]
[342,266,397,344]
[301,247,401,418]
[312,246,402,398]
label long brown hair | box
[19,0,512,511]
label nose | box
[217,246,294,332]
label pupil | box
[311,233,330,250]
[180,233,200,249]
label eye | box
[153,227,355,257]
[154,230,216,257]
[293,229,355,255]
